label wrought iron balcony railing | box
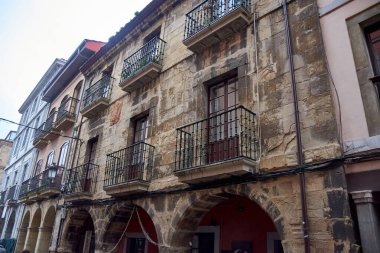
[64,163,98,195]
[5,185,18,202]
[104,142,155,187]
[19,166,63,198]
[33,123,46,141]
[82,75,114,110]
[56,97,79,123]
[120,37,166,83]
[175,106,257,171]
[19,180,29,197]
[184,0,251,40]
[44,112,57,133]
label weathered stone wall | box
[58,167,355,253]
[60,0,357,252]
[0,140,13,183]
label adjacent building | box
[318,1,380,252]
[0,59,65,245]
[16,40,104,253]
[0,131,16,236]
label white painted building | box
[0,59,66,241]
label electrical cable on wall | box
[0,117,83,141]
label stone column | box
[14,227,28,253]
[352,190,380,253]
[24,226,39,253]
[34,226,53,253]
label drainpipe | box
[282,1,311,252]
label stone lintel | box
[351,190,375,204]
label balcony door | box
[208,77,239,163]
[128,116,149,181]
[84,138,98,192]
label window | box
[12,138,20,157]
[46,151,54,168]
[191,226,220,253]
[32,97,38,113]
[22,164,28,181]
[12,171,18,185]
[86,138,98,164]
[34,159,43,176]
[132,116,149,165]
[143,27,161,44]
[365,22,380,76]
[208,76,239,162]
[23,108,29,124]
[5,176,9,189]
[125,233,148,253]
[58,142,69,166]
[133,116,149,144]
[21,128,29,148]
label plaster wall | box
[318,0,380,141]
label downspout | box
[282,1,311,252]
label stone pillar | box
[34,226,53,253]
[14,228,28,253]
[352,190,380,253]
[24,226,39,253]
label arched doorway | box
[25,208,41,253]
[61,209,95,253]
[15,211,30,252]
[173,195,283,253]
[4,210,15,239]
[102,205,158,253]
[35,206,56,252]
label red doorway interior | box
[193,196,282,253]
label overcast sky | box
[0,0,151,139]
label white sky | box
[0,0,152,139]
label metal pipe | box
[282,1,310,252]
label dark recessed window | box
[365,22,380,76]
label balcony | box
[63,163,98,202]
[19,166,63,203]
[81,76,114,118]
[174,106,257,183]
[33,123,48,148]
[5,185,18,205]
[119,37,166,92]
[104,142,154,196]
[55,97,79,131]
[43,112,59,141]
[183,0,252,52]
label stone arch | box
[34,205,56,253]
[60,208,96,253]
[100,202,159,253]
[4,210,15,239]
[168,184,285,252]
[15,210,30,252]
[25,208,41,253]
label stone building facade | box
[47,0,359,253]
[318,1,380,252]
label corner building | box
[56,0,357,252]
